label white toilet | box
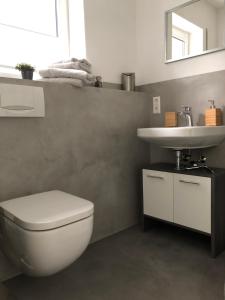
[0,190,94,277]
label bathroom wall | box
[136,0,225,85]
[84,0,137,84]
[0,77,150,243]
[84,0,225,85]
[139,69,225,168]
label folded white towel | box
[79,61,91,73]
[53,58,91,70]
[38,78,83,88]
[56,58,91,67]
[79,58,91,65]
[49,61,91,73]
[39,68,96,84]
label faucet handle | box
[181,105,192,112]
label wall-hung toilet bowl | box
[0,190,94,277]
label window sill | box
[0,67,41,80]
[0,71,20,79]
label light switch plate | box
[153,96,161,114]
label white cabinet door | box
[174,174,211,234]
[143,170,173,222]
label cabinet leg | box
[211,236,224,258]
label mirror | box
[165,0,225,63]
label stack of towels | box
[39,58,96,87]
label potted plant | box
[15,63,35,80]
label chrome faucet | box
[178,106,193,127]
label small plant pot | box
[21,70,34,80]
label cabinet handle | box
[179,180,200,185]
[146,175,164,180]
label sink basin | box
[137,126,225,150]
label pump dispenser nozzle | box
[208,99,215,109]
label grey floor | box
[0,283,15,300]
[4,225,225,300]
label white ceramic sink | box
[137,126,225,150]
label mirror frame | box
[165,0,225,63]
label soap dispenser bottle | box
[205,100,222,126]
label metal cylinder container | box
[121,72,135,91]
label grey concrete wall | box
[0,77,150,242]
[139,69,225,168]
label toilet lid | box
[0,190,94,231]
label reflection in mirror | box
[165,0,225,62]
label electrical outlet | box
[153,96,161,114]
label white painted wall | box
[136,0,225,85]
[217,7,225,47]
[83,0,225,85]
[84,0,137,84]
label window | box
[171,12,205,60]
[172,27,190,59]
[0,0,86,74]
[0,0,58,36]
[172,37,185,59]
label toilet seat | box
[0,190,94,231]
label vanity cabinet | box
[173,174,211,234]
[143,170,173,222]
[142,163,225,257]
